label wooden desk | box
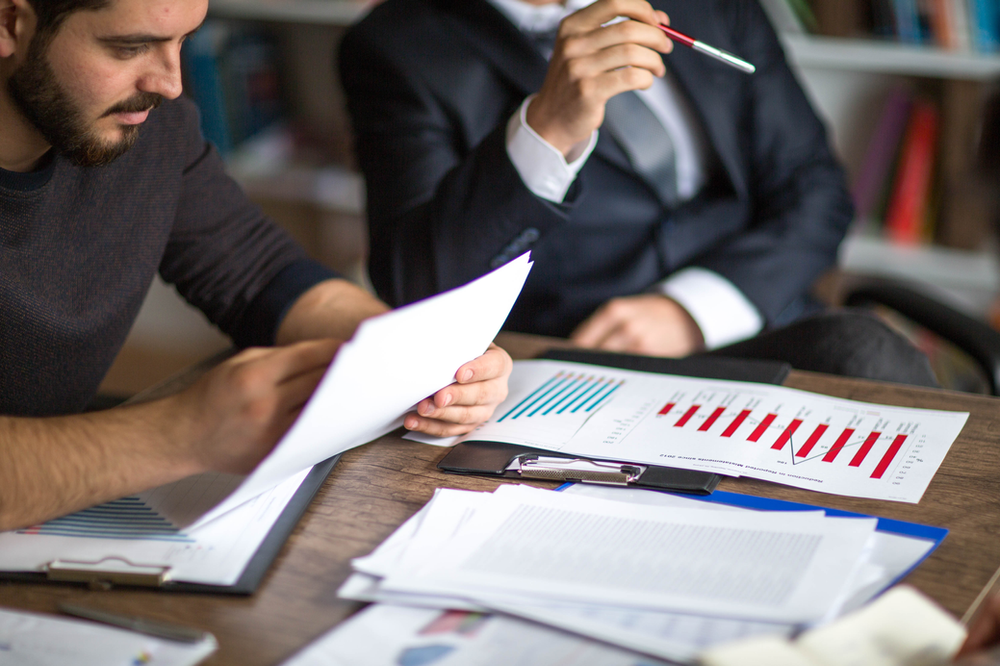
[2,332,1000,665]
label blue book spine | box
[182,22,233,156]
[969,0,1000,52]
[892,0,923,43]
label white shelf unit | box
[207,0,369,25]
[782,35,1000,314]
[783,34,1000,80]
[839,235,999,316]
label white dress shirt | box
[488,0,763,349]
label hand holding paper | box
[405,343,513,437]
[157,253,533,529]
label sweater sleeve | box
[158,99,339,346]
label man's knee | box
[714,309,939,388]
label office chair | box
[844,278,1000,396]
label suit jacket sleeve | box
[678,0,853,325]
[340,17,573,307]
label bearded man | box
[0,0,512,531]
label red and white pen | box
[658,24,756,74]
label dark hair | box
[26,0,112,45]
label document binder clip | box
[514,456,646,486]
[46,557,172,590]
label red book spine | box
[884,100,940,245]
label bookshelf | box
[778,33,1000,312]
[783,34,1000,79]
[206,0,370,25]
[105,1,1000,394]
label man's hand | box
[404,343,513,437]
[526,0,673,156]
[570,294,705,357]
[168,339,341,475]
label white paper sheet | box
[156,254,533,529]
[339,484,939,662]
[280,603,670,666]
[0,607,217,666]
[378,488,876,624]
[454,360,969,503]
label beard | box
[7,39,163,168]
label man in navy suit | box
[341,0,935,384]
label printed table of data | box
[461,361,970,503]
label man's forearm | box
[0,399,199,531]
[275,278,390,345]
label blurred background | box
[101,0,1000,397]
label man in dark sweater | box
[0,0,512,531]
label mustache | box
[101,93,164,117]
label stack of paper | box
[337,485,925,663]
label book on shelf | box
[884,98,940,245]
[776,0,1000,53]
[182,20,285,157]
[849,81,997,250]
[852,87,912,227]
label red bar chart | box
[675,405,700,428]
[822,429,855,463]
[722,409,752,437]
[771,419,803,451]
[850,432,882,468]
[748,414,777,442]
[476,359,970,503]
[872,435,908,479]
[699,407,727,432]
[796,424,829,458]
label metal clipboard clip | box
[46,557,172,590]
[511,455,646,486]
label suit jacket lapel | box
[652,0,747,197]
[431,0,548,95]
[427,0,635,173]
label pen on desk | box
[657,24,756,74]
[57,602,212,644]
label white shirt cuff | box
[505,95,597,203]
[657,268,764,350]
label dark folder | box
[438,349,791,495]
[0,455,340,595]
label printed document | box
[454,360,968,502]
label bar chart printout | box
[460,360,970,503]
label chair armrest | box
[844,280,1000,395]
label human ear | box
[0,0,35,60]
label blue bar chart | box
[18,497,192,542]
[498,372,625,422]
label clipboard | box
[438,349,792,494]
[0,455,340,595]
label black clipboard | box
[438,349,791,495]
[0,455,340,595]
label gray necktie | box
[526,28,679,208]
[602,91,680,208]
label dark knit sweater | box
[0,97,337,417]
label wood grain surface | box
[2,332,998,665]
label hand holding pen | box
[525,0,753,158]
